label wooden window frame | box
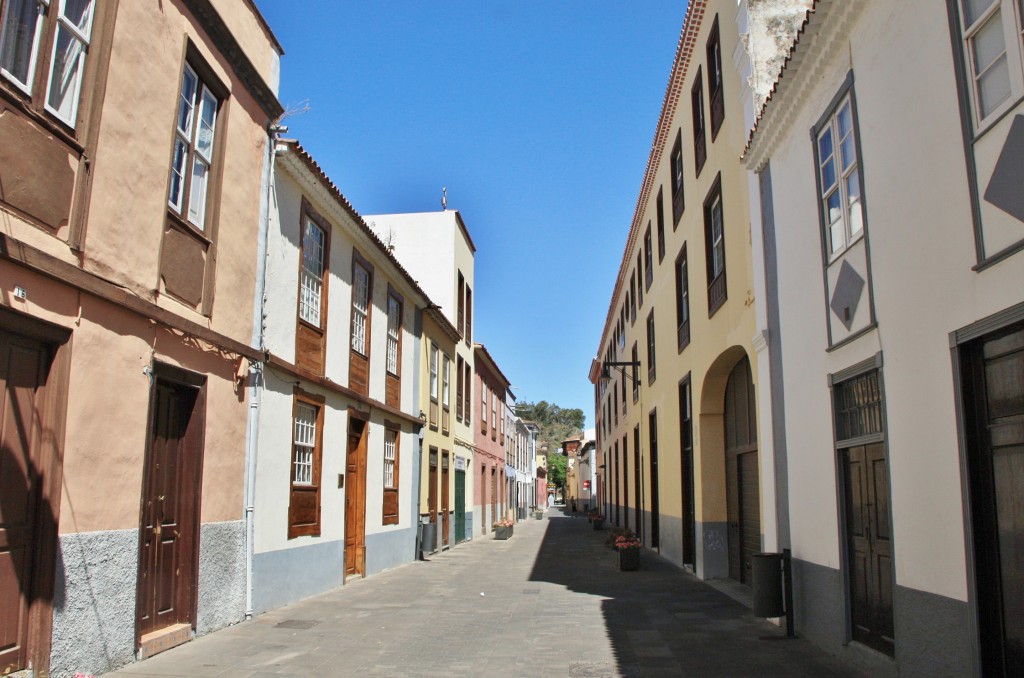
[457,271,465,336]
[675,242,690,352]
[656,187,667,258]
[636,253,644,307]
[382,425,400,526]
[630,274,637,325]
[465,285,473,345]
[481,384,488,434]
[671,131,686,224]
[295,198,330,374]
[706,16,725,140]
[456,354,464,421]
[429,342,439,430]
[644,223,654,290]
[0,0,96,130]
[442,352,451,434]
[631,342,640,403]
[692,69,707,178]
[288,388,324,539]
[490,387,497,441]
[703,173,727,317]
[348,249,374,395]
[386,286,403,377]
[463,360,472,426]
[646,309,657,385]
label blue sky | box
[256,2,686,427]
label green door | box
[455,469,466,543]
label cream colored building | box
[592,0,803,586]
[744,0,1024,674]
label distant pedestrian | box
[571,498,577,514]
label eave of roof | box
[472,343,512,389]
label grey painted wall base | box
[51,528,138,678]
[196,520,246,635]
[696,520,729,580]
[792,557,973,677]
[253,538,344,614]
[658,514,684,570]
[365,525,417,576]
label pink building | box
[473,343,511,534]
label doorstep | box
[138,623,192,660]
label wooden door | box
[963,323,1024,676]
[649,411,660,549]
[633,426,642,541]
[427,448,438,552]
[345,417,367,578]
[138,378,202,639]
[843,443,894,656]
[454,469,466,543]
[441,452,450,547]
[0,331,52,672]
[725,356,759,585]
[680,378,696,567]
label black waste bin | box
[419,522,437,560]
[752,552,784,618]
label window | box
[168,62,220,231]
[481,386,488,434]
[382,427,400,525]
[646,310,657,384]
[430,344,439,403]
[703,174,727,316]
[636,253,644,307]
[692,70,707,177]
[670,133,686,224]
[442,354,451,410]
[465,286,473,343]
[657,188,667,258]
[386,292,402,375]
[456,355,464,421]
[457,271,465,335]
[816,94,864,257]
[289,392,323,538]
[706,16,725,139]
[0,0,95,127]
[675,243,690,351]
[644,224,654,289]
[299,217,326,327]
[630,274,637,324]
[463,361,472,426]
[833,369,883,441]
[490,388,497,439]
[351,261,371,355]
[958,0,1024,126]
[383,429,398,489]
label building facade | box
[473,344,511,534]
[0,0,282,673]
[744,0,1024,674]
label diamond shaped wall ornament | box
[830,260,865,331]
[984,115,1024,224]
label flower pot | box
[534,510,543,520]
[617,546,640,571]
[494,525,513,540]
[593,519,604,530]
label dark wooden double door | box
[962,322,1024,676]
[725,356,760,585]
[345,417,368,578]
[137,374,204,640]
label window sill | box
[166,210,212,247]
[0,82,84,154]
[972,93,1024,143]
[298,317,324,334]
[826,231,866,266]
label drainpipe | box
[243,120,284,620]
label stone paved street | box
[109,511,868,677]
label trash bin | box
[419,522,437,560]
[752,552,784,618]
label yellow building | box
[591,0,802,586]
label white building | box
[744,0,1024,674]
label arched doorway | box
[724,355,759,585]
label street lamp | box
[599,360,641,385]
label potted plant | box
[493,518,514,540]
[614,532,641,570]
[592,514,605,530]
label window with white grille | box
[430,344,439,401]
[817,95,863,257]
[957,0,1024,127]
[351,263,370,354]
[299,218,325,326]
[386,294,401,374]
[293,403,317,485]
[442,354,450,408]
[383,429,398,489]
[169,62,219,230]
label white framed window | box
[442,354,450,408]
[0,0,95,128]
[816,95,863,257]
[292,403,317,485]
[169,62,219,231]
[383,429,398,489]
[386,294,401,375]
[958,0,1024,127]
[299,218,325,327]
[351,262,370,354]
[429,344,439,402]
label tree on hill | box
[515,400,584,494]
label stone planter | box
[494,525,513,540]
[617,547,640,571]
[593,519,604,530]
[534,510,543,520]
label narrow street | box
[109,511,866,678]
